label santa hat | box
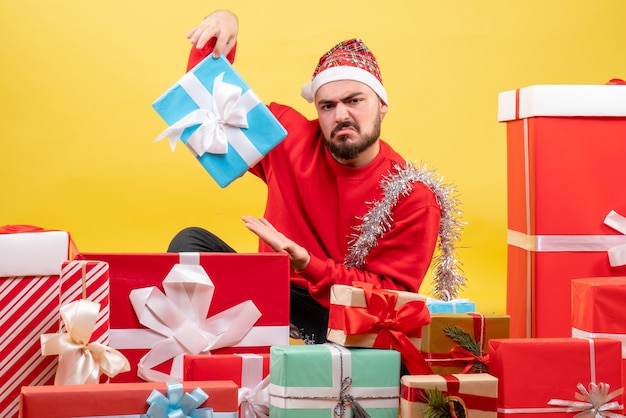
[301,38,388,105]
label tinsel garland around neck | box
[344,161,466,300]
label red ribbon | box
[449,313,489,373]
[336,283,433,375]
[422,312,489,373]
[449,347,490,374]
[401,375,497,412]
[0,224,46,234]
[468,313,485,348]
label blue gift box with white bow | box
[426,297,476,314]
[152,55,288,188]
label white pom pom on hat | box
[300,38,389,105]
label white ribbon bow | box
[154,72,248,156]
[40,299,130,385]
[604,210,626,266]
[548,382,625,418]
[129,263,262,382]
[239,376,270,418]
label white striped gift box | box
[0,275,61,418]
[59,260,110,346]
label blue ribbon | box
[144,382,213,418]
[76,382,238,418]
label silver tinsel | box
[344,161,466,300]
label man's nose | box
[334,102,349,122]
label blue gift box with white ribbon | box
[152,55,287,188]
[426,297,476,314]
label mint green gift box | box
[269,343,400,418]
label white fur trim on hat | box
[300,66,389,105]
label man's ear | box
[380,101,389,120]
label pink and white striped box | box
[59,260,110,346]
[0,230,72,418]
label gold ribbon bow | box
[548,382,625,418]
[40,299,130,385]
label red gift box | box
[498,85,626,338]
[59,260,110,345]
[75,252,290,383]
[489,337,624,417]
[572,277,626,390]
[184,353,270,418]
[19,380,238,418]
[0,226,74,418]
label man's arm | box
[242,216,311,271]
[243,187,442,308]
[302,201,442,306]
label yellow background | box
[2,1,625,315]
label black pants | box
[167,226,329,344]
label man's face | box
[315,80,388,165]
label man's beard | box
[324,117,381,161]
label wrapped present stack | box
[0,226,72,417]
[498,83,626,338]
[493,82,626,417]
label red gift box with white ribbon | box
[184,353,270,418]
[75,252,290,383]
[572,276,626,391]
[489,337,624,418]
[498,84,626,338]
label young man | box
[169,10,460,344]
